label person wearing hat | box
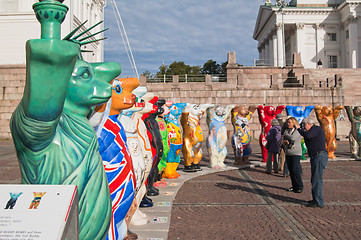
[265,119,282,174]
[295,117,328,208]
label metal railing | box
[254,58,294,67]
[179,74,206,82]
[210,74,227,82]
[146,74,227,83]
[146,75,173,83]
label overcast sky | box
[103,0,264,77]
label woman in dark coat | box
[265,119,282,174]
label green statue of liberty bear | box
[10,1,121,239]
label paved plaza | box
[1,140,360,240]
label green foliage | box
[168,61,191,75]
[202,60,222,75]
[190,65,202,75]
[221,61,228,75]
[142,70,155,79]
[150,59,226,77]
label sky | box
[103,0,265,78]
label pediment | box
[253,6,274,40]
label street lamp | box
[276,0,288,67]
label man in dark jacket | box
[296,117,328,208]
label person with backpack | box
[265,119,282,174]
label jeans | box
[286,155,303,191]
[283,160,289,176]
[266,151,278,173]
[310,152,328,207]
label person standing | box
[283,117,303,193]
[295,117,328,208]
[265,119,281,174]
[277,114,289,177]
[317,59,323,68]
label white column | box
[296,23,305,56]
[269,36,274,66]
[277,23,284,67]
[272,32,277,66]
[349,17,358,68]
[315,24,325,68]
[339,23,346,68]
[265,41,270,66]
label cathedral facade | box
[253,0,361,69]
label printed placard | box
[0,184,78,240]
[163,192,174,196]
[152,217,167,224]
[157,202,171,207]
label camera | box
[287,140,295,149]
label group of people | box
[265,115,328,208]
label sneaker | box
[287,187,302,193]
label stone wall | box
[1,57,360,141]
[0,65,25,139]
[140,56,361,141]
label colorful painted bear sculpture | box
[345,106,361,158]
[156,101,173,177]
[181,104,213,172]
[91,77,139,240]
[142,96,165,196]
[162,103,187,178]
[118,102,145,193]
[10,2,120,238]
[231,105,257,165]
[257,105,286,162]
[285,106,315,159]
[125,89,154,225]
[285,106,315,124]
[206,105,235,168]
[314,106,344,159]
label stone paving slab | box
[287,205,361,240]
[169,205,292,240]
[166,160,361,240]
[128,163,249,240]
[174,181,263,205]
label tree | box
[154,59,225,76]
[190,65,202,75]
[221,61,228,75]
[168,61,191,75]
[202,60,222,75]
[158,64,168,75]
[142,70,154,79]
